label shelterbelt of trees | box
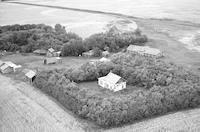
[34,53,200,127]
[0,24,147,56]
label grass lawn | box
[0,53,96,81]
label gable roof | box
[48,48,55,53]
[99,72,125,84]
[25,70,36,78]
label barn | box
[98,72,126,92]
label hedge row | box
[33,53,200,127]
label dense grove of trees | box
[0,24,147,56]
[34,53,200,127]
[0,24,81,52]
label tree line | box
[0,24,147,56]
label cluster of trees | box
[33,52,200,127]
[0,24,81,52]
[0,24,147,56]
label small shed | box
[44,57,57,65]
[33,49,47,55]
[46,48,55,57]
[25,70,36,84]
[98,72,126,92]
[82,50,94,58]
[102,51,110,57]
[54,51,61,57]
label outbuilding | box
[46,48,55,57]
[25,70,36,84]
[82,50,94,58]
[98,72,126,92]
[33,49,47,55]
[44,57,57,65]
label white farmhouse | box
[98,72,126,92]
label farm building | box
[25,70,36,84]
[98,72,126,92]
[47,48,61,57]
[82,50,94,58]
[99,57,111,62]
[56,57,62,64]
[47,48,55,57]
[0,61,21,74]
[102,51,110,57]
[127,45,163,58]
[44,57,61,65]
[33,49,47,55]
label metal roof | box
[48,48,55,53]
[25,70,36,78]
[99,72,124,84]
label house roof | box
[99,72,125,84]
[127,45,161,56]
[25,70,36,78]
[48,48,55,53]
